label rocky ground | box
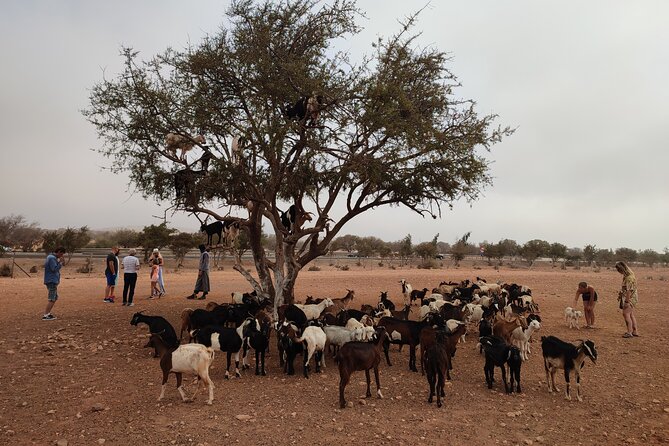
[1,259,668,445]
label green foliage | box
[583,244,597,265]
[520,239,550,265]
[42,227,91,265]
[414,233,439,260]
[331,234,360,253]
[136,223,177,262]
[615,247,637,263]
[398,234,413,263]
[169,232,200,268]
[637,249,660,267]
[450,231,471,265]
[82,1,510,304]
[548,242,567,264]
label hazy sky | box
[1,1,667,251]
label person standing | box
[121,248,140,306]
[43,247,66,320]
[616,261,639,338]
[573,281,598,328]
[187,244,210,300]
[149,258,161,298]
[104,247,120,303]
[152,248,166,297]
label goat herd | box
[129,277,598,409]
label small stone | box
[358,399,367,405]
[663,408,669,413]
[56,440,68,446]
[97,439,106,445]
[91,404,105,412]
[507,412,517,418]
[535,436,545,443]
[6,350,15,355]
[235,414,252,421]
[524,440,533,445]
[652,399,660,403]
[76,412,82,419]
[47,409,56,414]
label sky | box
[0,1,667,251]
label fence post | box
[11,252,15,278]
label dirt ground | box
[1,259,668,446]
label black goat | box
[410,288,429,305]
[277,323,304,376]
[479,336,522,394]
[130,312,179,357]
[242,318,271,376]
[378,291,396,312]
[541,336,597,401]
[200,220,239,247]
[425,343,449,408]
[190,320,253,379]
[284,95,323,126]
[280,204,313,234]
[174,168,206,203]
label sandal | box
[622,333,633,338]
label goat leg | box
[374,366,383,399]
[364,369,372,398]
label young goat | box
[130,311,179,356]
[419,323,467,379]
[564,307,583,329]
[165,133,206,162]
[399,279,413,306]
[336,327,387,409]
[378,291,396,312]
[509,319,541,361]
[479,336,523,394]
[541,336,597,401]
[145,333,215,405]
[200,220,239,247]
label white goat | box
[399,279,413,305]
[446,319,467,343]
[294,298,334,320]
[463,303,484,324]
[510,319,541,360]
[296,326,327,373]
[564,307,583,329]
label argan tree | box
[85,1,510,314]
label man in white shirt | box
[121,248,141,306]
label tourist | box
[150,258,161,299]
[152,248,166,297]
[104,246,120,303]
[573,281,598,328]
[43,247,66,320]
[616,261,639,338]
[121,248,140,306]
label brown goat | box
[179,308,194,341]
[492,314,528,343]
[335,327,387,408]
[390,304,412,320]
[324,289,356,316]
[425,343,449,408]
[419,323,467,378]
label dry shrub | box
[340,264,350,271]
[308,265,321,272]
[418,259,437,269]
[29,265,38,273]
[0,264,11,277]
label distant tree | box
[450,232,471,266]
[497,239,519,259]
[436,241,451,256]
[377,240,392,258]
[615,247,637,263]
[520,239,550,266]
[565,247,582,262]
[169,232,200,268]
[331,234,360,253]
[41,230,62,255]
[595,248,614,265]
[0,215,28,245]
[480,241,496,263]
[136,223,177,262]
[662,248,669,265]
[60,226,91,264]
[637,249,660,267]
[583,244,597,266]
[548,242,568,265]
[414,234,439,261]
[355,237,376,257]
[398,234,413,265]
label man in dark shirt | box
[104,247,120,303]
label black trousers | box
[123,273,138,304]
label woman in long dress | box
[152,248,166,296]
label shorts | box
[46,283,58,302]
[106,271,118,286]
[582,291,598,302]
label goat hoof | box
[262,371,267,376]
[224,375,230,380]
[235,372,241,378]
[437,401,442,408]
[206,400,213,406]
[428,397,433,403]
[255,370,260,376]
